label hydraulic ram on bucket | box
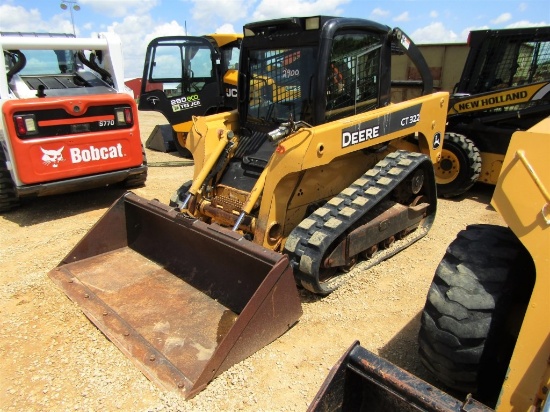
[48,192,302,399]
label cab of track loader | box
[236,16,433,130]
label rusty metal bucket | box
[308,341,491,411]
[49,192,302,399]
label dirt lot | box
[0,111,505,411]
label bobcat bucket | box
[308,341,491,411]
[48,192,302,399]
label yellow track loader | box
[49,16,449,398]
[309,117,550,411]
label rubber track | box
[284,150,434,295]
[0,147,20,212]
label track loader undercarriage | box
[285,150,436,294]
[177,147,438,295]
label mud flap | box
[308,341,492,412]
[48,192,302,399]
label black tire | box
[123,145,148,188]
[0,148,20,212]
[174,132,193,159]
[435,132,481,198]
[418,224,534,406]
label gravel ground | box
[0,111,505,411]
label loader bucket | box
[145,124,176,152]
[308,341,492,412]
[48,192,302,399]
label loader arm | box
[258,92,447,243]
[182,92,447,294]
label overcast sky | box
[1,0,549,78]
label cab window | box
[326,33,382,121]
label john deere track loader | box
[309,117,549,411]
[49,16,448,398]
[435,26,550,197]
[139,34,242,156]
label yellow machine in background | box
[435,26,550,197]
[310,117,550,411]
[139,33,242,156]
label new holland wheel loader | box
[435,26,550,197]
[309,117,549,411]
[49,16,449,398]
[139,34,242,156]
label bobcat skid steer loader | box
[0,32,147,212]
[49,16,449,398]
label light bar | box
[14,114,38,136]
[114,107,132,126]
[305,17,320,30]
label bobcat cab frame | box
[49,16,448,398]
[138,34,242,156]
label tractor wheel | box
[174,132,193,159]
[434,132,481,198]
[123,145,148,188]
[418,224,534,407]
[0,148,20,212]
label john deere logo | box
[433,133,441,149]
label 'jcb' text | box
[70,144,124,163]
[342,126,380,148]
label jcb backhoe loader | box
[435,26,550,197]
[49,16,448,398]
[139,34,242,156]
[309,117,550,411]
